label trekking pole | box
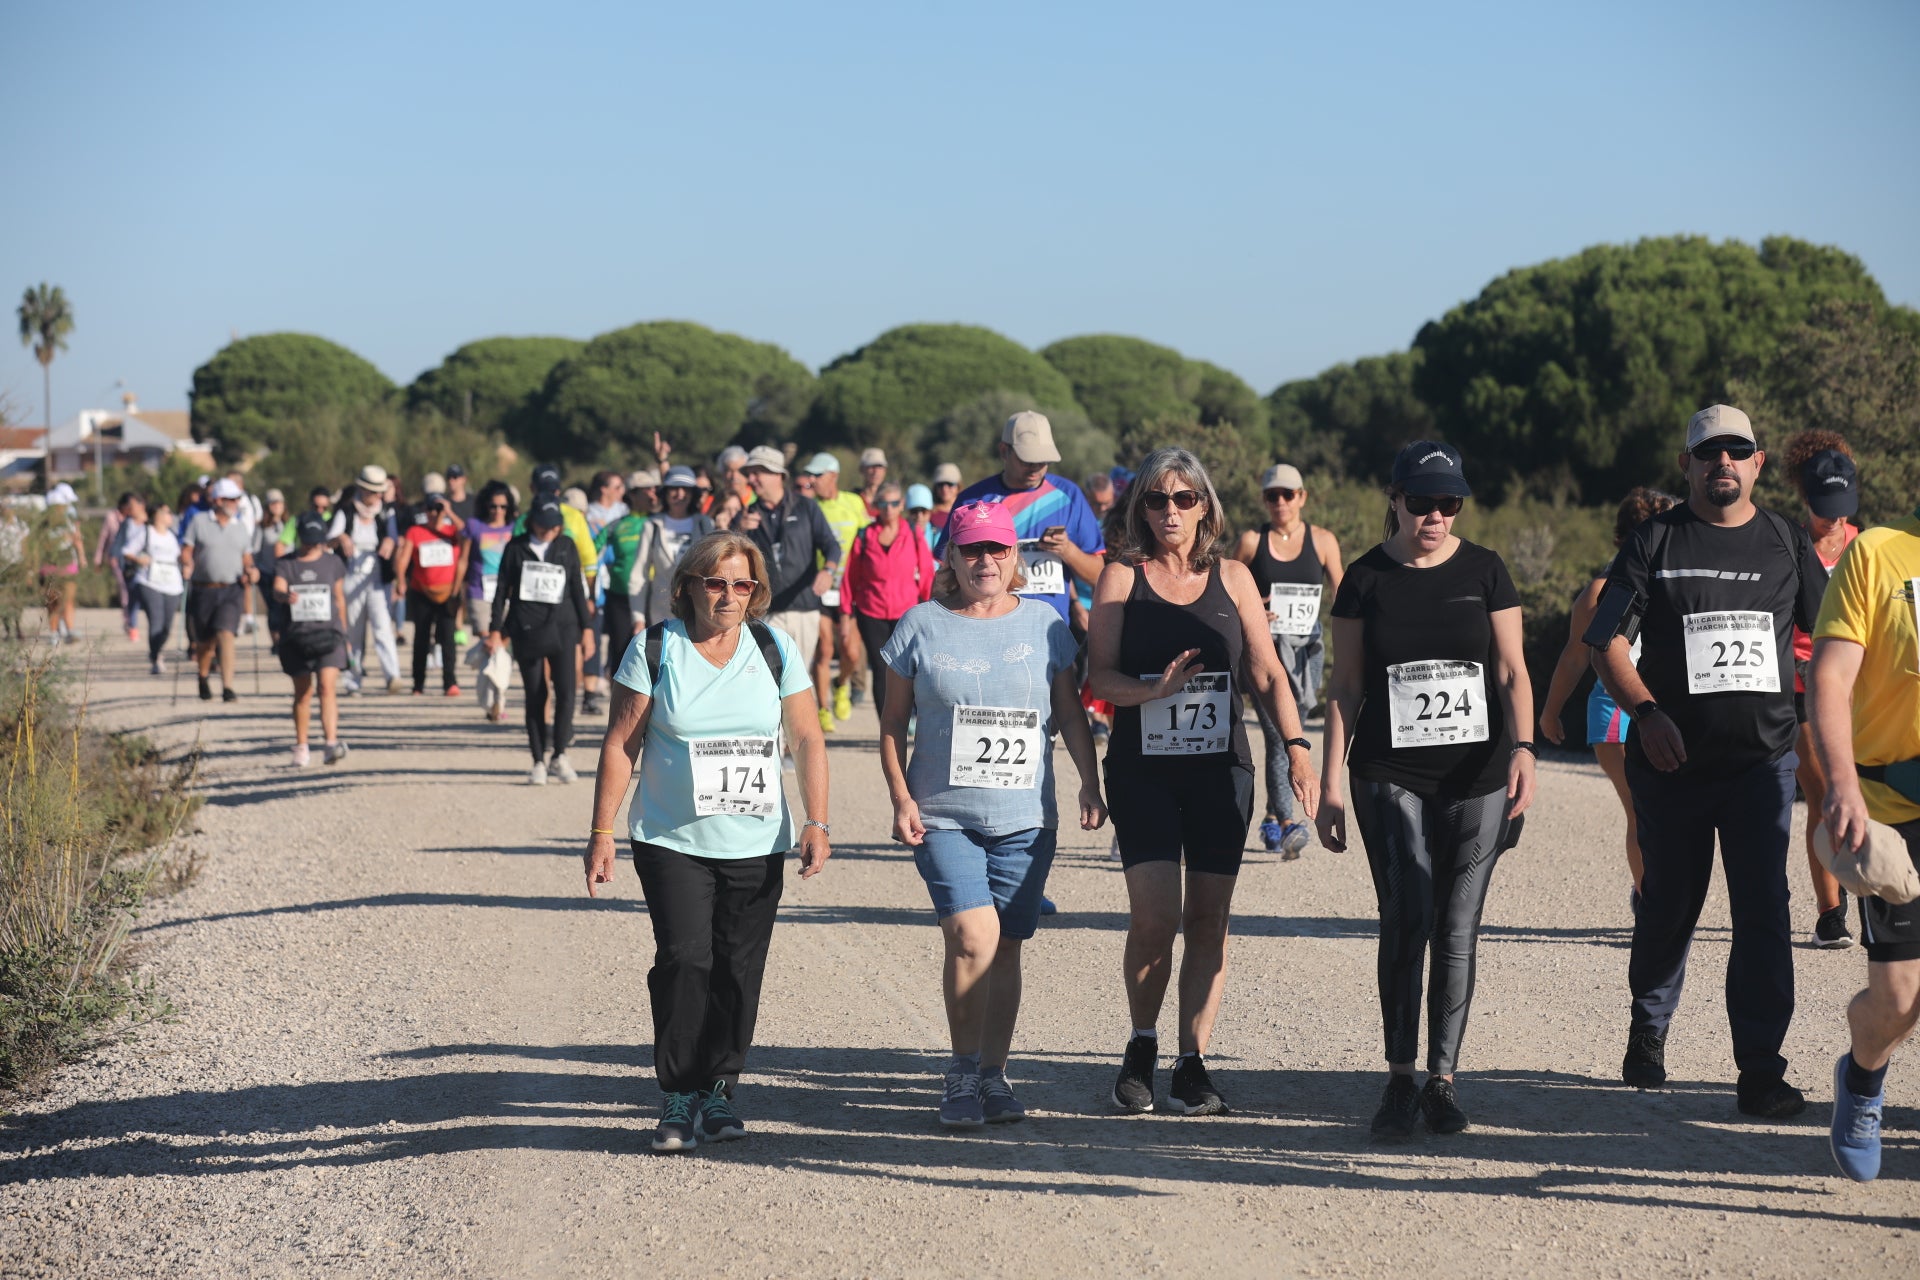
[251,612,261,694]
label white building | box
[42,392,214,480]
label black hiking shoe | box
[699,1080,746,1142]
[1370,1074,1421,1141]
[1420,1076,1469,1134]
[1814,903,1855,949]
[651,1091,700,1153]
[1112,1035,1157,1113]
[198,676,213,701]
[1168,1054,1229,1116]
[1622,1028,1667,1089]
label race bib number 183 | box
[519,562,566,604]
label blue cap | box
[1390,440,1471,497]
[905,483,933,511]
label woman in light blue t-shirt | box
[586,530,830,1155]
[878,500,1106,1129]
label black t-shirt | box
[1331,539,1521,796]
[448,494,475,524]
[1606,504,1824,778]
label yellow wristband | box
[590,828,616,836]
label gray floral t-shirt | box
[881,598,1079,834]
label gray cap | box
[932,463,962,486]
[661,466,698,488]
[1259,464,1304,492]
[1685,404,1756,450]
[1002,411,1060,464]
[742,446,787,475]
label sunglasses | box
[957,541,1013,560]
[701,576,758,596]
[1142,489,1202,512]
[1402,494,1464,517]
[1262,488,1299,503]
[875,499,902,509]
[1691,439,1757,463]
[486,501,509,510]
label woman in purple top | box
[462,483,517,635]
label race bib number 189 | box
[289,583,332,623]
[1682,611,1779,694]
[1387,660,1489,748]
[690,737,779,816]
[1140,673,1232,755]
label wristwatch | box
[803,819,831,835]
[1634,700,1662,720]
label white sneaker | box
[323,741,350,766]
[150,658,165,676]
[290,744,310,767]
[549,754,578,784]
[529,761,548,786]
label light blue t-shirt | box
[613,619,812,859]
[881,598,1079,835]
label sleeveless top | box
[1249,522,1322,593]
[1109,560,1253,767]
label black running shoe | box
[1622,1028,1667,1089]
[1168,1054,1229,1116]
[1814,903,1854,950]
[1420,1076,1469,1134]
[198,676,213,701]
[1736,1073,1807,1119]
[1112,1035,1157,1113]
[699,1079,746,1142]
[221,687,238,703]
[1370,1074,1420,1141]
[651,1091,700,1153]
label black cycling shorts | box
[1103,754,1254,876]
[1861,819,1920,963]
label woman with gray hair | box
[1087,447,1316,1118]
[587,529,830,1153]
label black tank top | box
[1110,561,1252,767]
[1249,522,1321,594]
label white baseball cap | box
[211,477,244,500]
[859,447,887,468]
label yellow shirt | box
[814,491,871,587]
[1812,512,1920,824]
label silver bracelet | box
[803,819,831,835]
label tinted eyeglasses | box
[1402,494,1464,518]
[875,499,903,509]
[1691,438,1757,463]
[1142,489,1203,512]
[701,576,757,596]
[957,541,1012,560]
[1262,487,1299,504]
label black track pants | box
[1352,778,1509,1076]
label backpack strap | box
[646,618,785,691]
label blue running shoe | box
[1039,896,1057,916]
[1279,821,1311,860]
[1830,1053,1883,1182]
[1259,818,1283,852]
[940,1062,985,1128]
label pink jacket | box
[842,521,935,620]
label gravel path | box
[2,609,1915,1276]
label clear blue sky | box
[4,0,1915,426]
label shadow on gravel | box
[136,891,646,932]
[3,1042,1911,1226]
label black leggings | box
[1351,778,1509,1076]
[515,636,578,762]
[603,592,638,680]
[411,596,458,692]
[853,613,899,720]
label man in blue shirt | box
[943,412,1106,623]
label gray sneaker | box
[980,1069,1026,1123]
[939,1063,985,1128]
[323,740,350,766]
[549,753,578,784]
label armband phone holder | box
[1582,583,1643,650]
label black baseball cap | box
[528,496,564,530]
[446,463,467,479]
[1391,440,1472,498]
[531,464,562,494]
[308,485,332,501]
[296,512,332,546]
[1801,449,1858,519]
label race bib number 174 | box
[690,738,779,816]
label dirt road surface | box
[3,610,1915,1276]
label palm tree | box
[17,283,75,491]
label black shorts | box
[1103,754,1254,876]
[1794,692,1808,725]
[277,628,347,677]
[1861,819,1920,963]
[821,602,844,623]
[188,583,245,638]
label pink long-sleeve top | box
[842,520,936,620]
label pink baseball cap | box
[947,500,1017,545]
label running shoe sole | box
[702,1122,745,1142]
[1169,1095,1227,1116]
[650,1132,698,1153]
[1110,1089,1155,1114]
[939,1113,985,1129]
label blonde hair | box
[1114,448,1227,571]
[932,536,1029,598]
[671,531,773,623]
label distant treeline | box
[189,234,1917,525]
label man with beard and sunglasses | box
[1592,404,1827,1119]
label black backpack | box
[643,619,785,689]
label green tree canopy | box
[803,324,1084,463]
[1267,350,1435,483]
[918,389,1115,488]
[406,336,583,433]
[1411,236,1888,501]
[524,321,814,465]
[190,332,397,463]
[1039,335,1268,446]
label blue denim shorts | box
[914,827,1057,940]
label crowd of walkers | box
[40,404,1917,1180]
